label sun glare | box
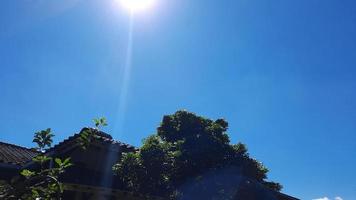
[119,0,156,12]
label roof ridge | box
[78,127,137,149]
[44,128,137,153]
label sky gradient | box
[1,0,356,199]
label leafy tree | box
[114,135,172,197]
[113,110,282,199]
[33,128,54,152]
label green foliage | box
[55,158,72,168]
[113,152,144,191]
[93,117,108,130]
[78,129,92,150]
[0,129,73,200]
[78,117,108,150]
[32,155,52,164]
[1,117,106,199]
[20,170,35,178]
[113,135,173,196]
[262,181,283,192]
[33,128,54,151]
[113,110,282,199]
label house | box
[0,128,299,200]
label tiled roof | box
[0,128,136,167]
[0,141,39,166]
[45,128,137,154]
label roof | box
[276,192,299,200]
[45,128,137,155]
[0,128,136,168]
[0,141,39,166]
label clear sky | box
[1,0,355,199]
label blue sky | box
[1,0,356,199]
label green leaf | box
[55,158,62,166]
[64,162,73,168]
[31,188,39,197]
[20,169,35,177]
[32,155,52,164]
[63,157,71,165]
[93,117,108,129]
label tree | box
[113,110,282,199]
[33,128,54,152]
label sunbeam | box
[114,14,134,137]
[102,14,135,188]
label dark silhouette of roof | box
[0,141,39,166]
[0,128,136,167]
[274,192,299,200]
[45,128,136,155]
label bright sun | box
[119,0,156,12]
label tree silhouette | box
[113,110,282,199]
